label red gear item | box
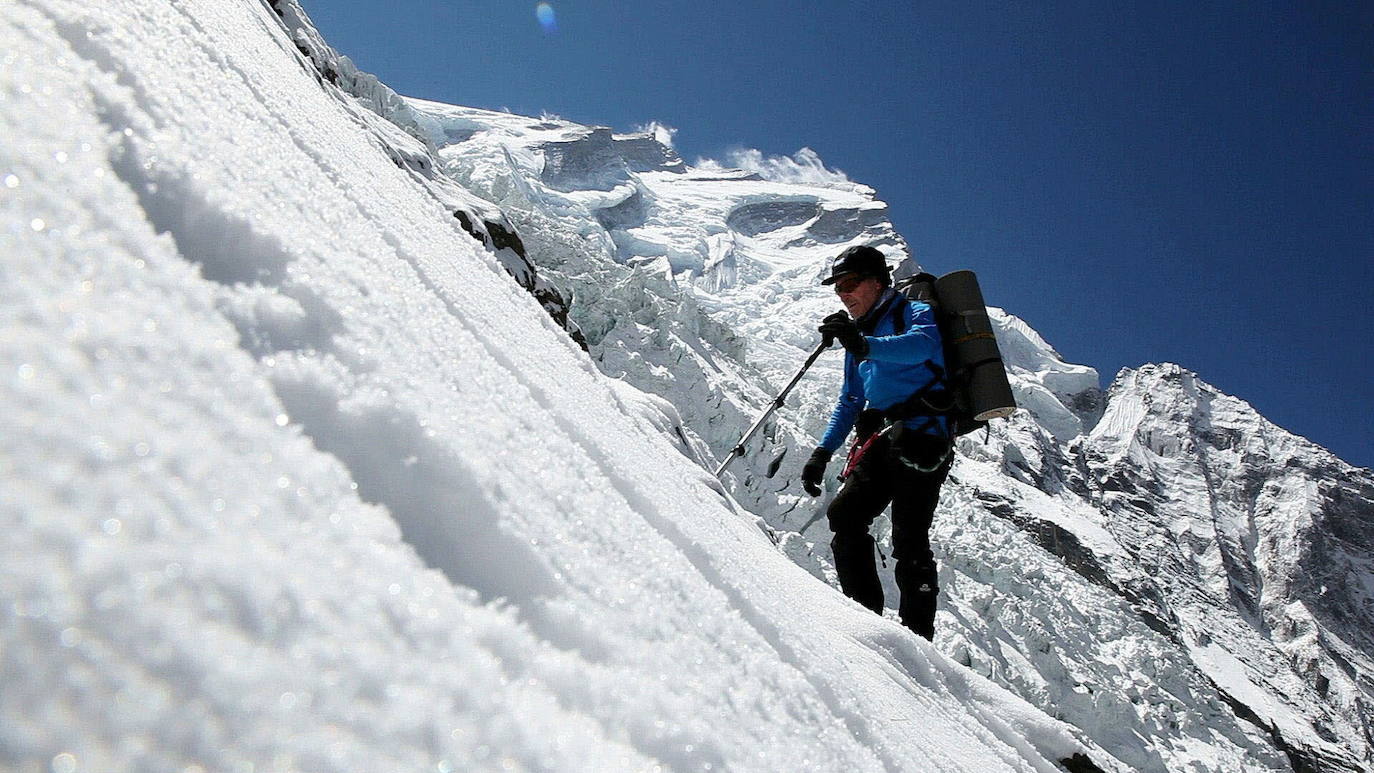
[839,427,888,480]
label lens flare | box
[535,2,557,33]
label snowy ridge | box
[934,361,1373,772]
[1076,365,1373,770]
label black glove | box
[818,312,869,360]
[801,447,832,497]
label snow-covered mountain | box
[3,1,1369,772]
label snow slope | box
[1,1,1125,771]
[395,73,1372,773]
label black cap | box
[821,245,890,285]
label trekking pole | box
[714,339,830,479]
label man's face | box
[834,274,884,318]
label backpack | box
[889,264,1017,437]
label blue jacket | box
[818,289,948,452]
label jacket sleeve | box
[818,356,864,452]
[864,301,942,365]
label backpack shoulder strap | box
[890,295,909,335]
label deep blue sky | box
[304,0,1372,469]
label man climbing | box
[801,245,954,640]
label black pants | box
[827,424,952,640]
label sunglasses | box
[833,276,867,295]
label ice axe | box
[713,339,830,479]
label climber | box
[801,245,954,640]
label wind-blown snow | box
[635,121,678,150]
[696,148,853,187]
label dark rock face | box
[1060,752,1108,773]
[451,210,584,351]
[453,210,482,242]
[483,219,528,259]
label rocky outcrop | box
[265,0,583,349]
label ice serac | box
[405,96,914,507]
[992,308,1103,441]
